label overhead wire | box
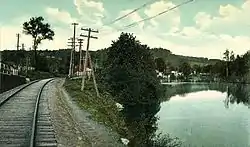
[103,0,155,26]
[99,0,194,36]
[97,0,155,34]
[119,0,194,31]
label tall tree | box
[223,49,230,62]
[179,62,191,78]
[102,33,164,146]
[155,57,166,72]
[230,51,235,62]
[223,49,230,77]
[23,16,54,69]
[193,64,201,74]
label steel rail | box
[0,80,39,107]
[29,78,54,147]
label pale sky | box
[0,0,250,59]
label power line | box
[96,0,154,35]
[99,0,194,36]
[119,0,194,31]
[104,0,154,26]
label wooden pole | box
[87,52,100,97]
[80,28,100,97]
[81,28,91,91]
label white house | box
[74,68,92,78]
[171,71,183,77]
[0,62,18,75]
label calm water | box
[157,83,250,147]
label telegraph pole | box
[68,37,80,76]
[16,33,20,50]
[21,43,25,50]
[78,38,84,74]
[68,37,74,77]
[80,28,100,97]
[68,23,79,78]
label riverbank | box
[63,78,183,147]
[161,80,250,85]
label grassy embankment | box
[63,79,128,138]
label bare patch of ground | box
[47,78,124,147]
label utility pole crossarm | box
[81,28,99,33]
[80,35,98,39]
[68,23,79,78]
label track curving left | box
[0,79,57,147]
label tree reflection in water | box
[224,84,250,109]
[162,83,250,109]
[122,82,181,147]
[122,83,249,146]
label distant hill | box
[150,48,221,67]
[1,48,221,72]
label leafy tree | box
[23,16,54,69]
[232,55,248,78]
[223,49,230,62]
[102,33,168,146]
[230,51,235,61]
[155,57,166,72]
[223,49,230,77]
[179,62,191,77]
[211,61,226,78]
[202,64,213,74]
[35,55,49,72]
[193,64,201,74]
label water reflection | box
[123,83,250,147]
[158,83,250,147]
[225,85,250,108]
[120,82,162,147]
[163,83,250,108]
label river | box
[157,83,250,147]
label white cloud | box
[40,27,72,50]
[45,7,77,24]
[180,27,202,38]
[0,25,33,50]
[0,23,71,51]
[74,0,105,26]
[194,0,250,31]
[144,0,180,28]
[74,0,104,15]
[194,12,212,30]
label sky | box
[0,0,250,59]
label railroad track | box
[0,79,57,147]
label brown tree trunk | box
[33,38,37,70]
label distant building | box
[74,68,92,78]
[0,61,19,75]
[171,71,183,77]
